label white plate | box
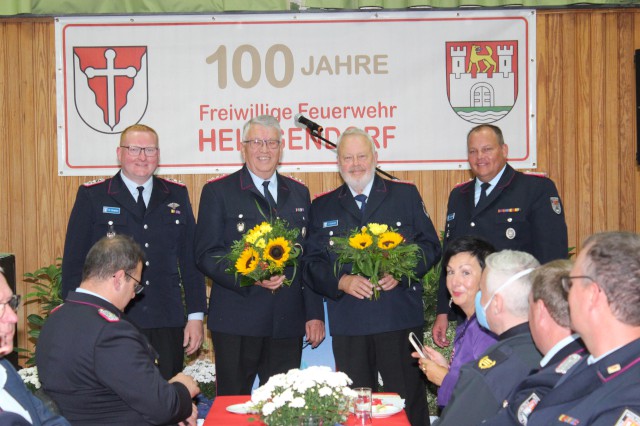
[226,402,257,414]
[372,404,403,418]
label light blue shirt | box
[120,172,152,206]
[247,168,278,203]
[474,164,507,206]
[540,333,580,368]
[115,174,204,322]
[348,178,374,210]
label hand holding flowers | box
[332,223,423,300]
[224,218,301,288]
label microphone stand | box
[306,129,399,181]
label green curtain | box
[0,0,637,16]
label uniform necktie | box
[136,186,146,217]
[354,194,367,214]
[477,182,491,207]
[262,181,277,212]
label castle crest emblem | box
[446,41,518,124]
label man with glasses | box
[437,250,542,426]
[526,232,640,425]
[0,268,71,425]
[61,124,206,380]
[195,115,325,395]
[37,236,199,426]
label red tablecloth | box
[203,395,411,426]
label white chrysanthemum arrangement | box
[251,366,356,426]
[183,359,216,399]
[18,366,41,393]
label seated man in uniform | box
[482,259,587,425]
[437,250,542,426]
[527,232,640,425]
[36,235,199,426]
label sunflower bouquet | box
[225,219,301,287]
[331,223,422,300]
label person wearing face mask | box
[0,267,70,426]
[436,250,542,426]
[411,236,498,411]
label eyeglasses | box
[242,139,281,150]
[120,145,159,157]
[0,295,21,318]
[125,272,145,294]
[561,275,595,292]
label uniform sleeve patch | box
[98,308,120,322]
[159,177,186,186]
[550,197,562,215]
[83,178,106,187]
[517,392,541,425]
[615,409,640,426]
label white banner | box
[55,11,536,176]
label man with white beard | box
[303,127,442,426]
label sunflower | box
[263,237,292,267]
[349,232,373,250]
[235,247,260,275]
[377,231,404,250]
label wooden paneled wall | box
[1,9,639,358]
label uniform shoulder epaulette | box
[207,174,228,183]
[51,304,64,314]
[454,179,474,188]
[523,171,548,178]
[282,175,307,187]
[83,178,106,187]
[159,177,186,187]
[314,187,339,199]
[390,178,415,186]
[98,308,120,323]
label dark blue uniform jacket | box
[527,338,640,426]
[36,292,193,426]
[195,165,324,338]
[61,172,206,329]
[303,175,441,336]
[438,323,542,426]
[438,164,568,315]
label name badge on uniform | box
[103,206,121,214]
[323,220,338,228]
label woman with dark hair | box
[413,236,498,409]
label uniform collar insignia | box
[555,353,582,374]
[478,355,496,369]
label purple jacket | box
[438,314,498,407]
